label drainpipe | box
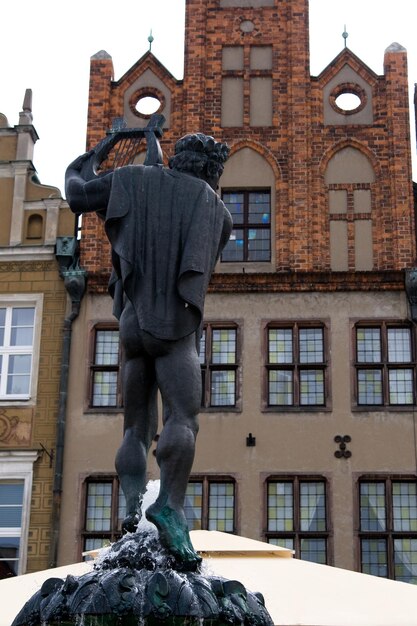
[50,238,87,568]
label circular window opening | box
[240,20,255,33]
[135,96,161,116]
[334,92,362,112]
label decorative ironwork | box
[334,435,352,459]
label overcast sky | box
[1,0,416,193]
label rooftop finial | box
[19,88,33,125]
[342,24,348,48]
[148,29,154,52]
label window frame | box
[184,476,237,534]
[352,321,416,410]
[87,323,122,411]
[264,475,331,565]
[263,321,330,411]
[199,322,241,411]
[79,475,125,557]
[0,450,38,577]
[221,189,271,263]
[356,475,417,582]
[0,295,43,405]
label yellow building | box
[0,91,80,577]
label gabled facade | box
[0,92,77,577]
[59,0,417,584]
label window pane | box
[84,537,111,553]
[208,483,234,532]
[394,539,417,584]
[212,330,236,364]
[10,308,35,347]
[221,230,244,262]
[299,328,324,363]
[95,330,119,366]
[211,370,236,406]
[85,483,112,532]
[248,192,270,224]
[388,328,411,363]
[299,370,324,405]
[0,536,20,578]
[267,482,293,532]
[388,369,413,405]
[357,369,383,405]
[300,538,327,564]
[300,482,326,532]
[268,537,294,550]
[184,482,203,531]
[268,370,293,406]
[7,355,31,395]
[0,482,24,528]
[223,193,244,224]
[247,228,270,261]
[361,538,388,577]
[360,482,386,531]
[269,329,293,364]
[92,371,118,407]
[357,328,381,363]
[199,329,206,365]
[0,308,5,346]
[393,483,417,532]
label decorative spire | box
[19,88,33,125]
[342,24,348,48]
[148,29,154,52]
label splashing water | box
[137,479,160,534]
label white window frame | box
[0,294,43,405]
[0,450,39,575]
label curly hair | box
[168,133,230,179]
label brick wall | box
[80,0,415,286]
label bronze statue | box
[65,130,232,570]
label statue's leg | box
[116,304,158,533]
[145,333,202,568]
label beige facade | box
[58,0,417,587]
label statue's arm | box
[65,151,113,214]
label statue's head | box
[168,133,230,190]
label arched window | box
[219,147,275,268]
[325,147,375,271]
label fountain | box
[11,120,274,626]
[12,482,274,626]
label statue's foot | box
[121,511,141,534]
[145,504,202,571]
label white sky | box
[1,0,416,194]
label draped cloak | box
[104,165,232,341]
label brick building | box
[0,92,79,577]
[59,0,417,583]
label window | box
[199,324,239,408]
[359,478,417,583]
[89,327,121,408]
[266,477,329,564]
[266,323,327,408]
[184,478,236,533]
[355,323,415,406]
[221,190,271,262]
[0,450,37,578]
[0,306,36,400]
[0,481,24,578]
[82,477,126,553]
